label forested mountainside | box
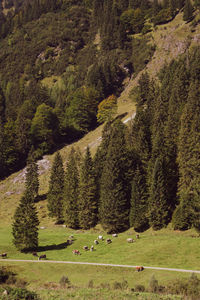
[1,0,199,179]
[0,0,200,241]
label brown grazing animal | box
[136,266,144,272]
[72,249,81,255]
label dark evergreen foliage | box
[47,152,65,224]
[78,147,98,229]
[130,166,149,232]
[25,149,39,200]
[99,119,130,233]
[93,121,113,211]
[12,193,39,251]
[148,156,170,230]
[64,147,80,229]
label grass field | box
[1,225,199,299]
[0,225,199,285]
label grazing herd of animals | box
[0,233,144,271]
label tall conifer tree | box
[93,121,112,215]
[174,80,200,230]
[99,119,130,233]
[148,156,170,230]
[47,152,64,224]
[12,192,39,251]
[64,147,79,229]
[78,147,97,229]
[25,148,39,201]
[130,165,149,232]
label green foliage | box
[97,95,117,123]
[99,119,130,233]
[130,166,149,232]
[148,157,170,230]
[64,147,80,229]
[148,275,159,293]
[25,150,39,200]
[12,193,39,251]
[152,8,173,25]
[31,103,58,155]
[93,121,113,214]
[15,100,36,155]
[131,36,155,75]
[78,147,98,229]
[0,267,15,284]
[47,152,65,223]
[65,87,100,134]
[0,286,39,300]
[165,273,200,299]
[59,275,71,288]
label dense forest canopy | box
[1,0,198,178]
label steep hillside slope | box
[1,10,200,227]
[119,11,200,103]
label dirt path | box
[2,259,200,274]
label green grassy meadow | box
[0,224,199,296]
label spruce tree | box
[12,192,39,251]
[25,149,39,201]
[175,80,200,231]
[93,121,112,215]
[47,152,64,224]
[64,147,79,229]
[78,147,97,229]
[148,156,170,230]
[129,166,149,232]
[99,119,130,233]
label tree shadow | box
[36,242,69,252]
[35,193,47,203]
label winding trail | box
[2,259,200,274]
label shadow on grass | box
[23,242,72,254]
[35,194,47,203]
[37,242,69,252]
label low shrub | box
[0,286,39,300]
[0,267,16,285]
[134,284,145,292]
[59,275,71,288]
[113,280,128,290]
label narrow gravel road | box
[2,259,200,274]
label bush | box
[148,275,159,293]
[113,280,128,290]
[0,286,39,300]
[0,267,16,284]
[100,282,110,289]
[59,275,71,288]
[165,274,200,299]
[134,284,145,292]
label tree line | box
[0,0,198,179]
[12,47,200,250]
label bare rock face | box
[13,156,50,184]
